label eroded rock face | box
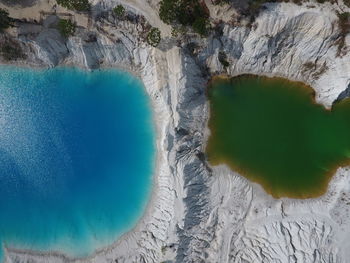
[2,2,350,263]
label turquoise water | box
[0,66,155,259]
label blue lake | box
[0,66,155,259]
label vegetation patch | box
[56,0,90,12]
[113,4,125,17]
[192,16,211,36]
[146,27,161,47]
[159,0,210,36]
[0,8,12,32]
[57,19,76,38]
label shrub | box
[0,8,12,32]
[192,16,211,36]
[113,5,125,17]
[159,0,179,25]
[57,19,76,38]
[147,27,161,47]
[56,0,90,12]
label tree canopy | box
[159,0,179,25]
[159,0,210,36]
[147,27,161,47]
[113,5,125,17]
[57,19,76,38]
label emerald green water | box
[206,75,350,198]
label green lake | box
[206,75,350,198]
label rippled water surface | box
[0,66,155,259]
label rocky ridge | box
[2,1,350,263]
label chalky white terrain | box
[1,0,350,262]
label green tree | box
[58,19,76,38]
[56,0,90,12]
[192,16,210,36]
[159,0,178,25]
[113,5,125,17]
[176,0,207,26]
[0,8,12,32]
[158,0,210,36]
[147,27,161,47]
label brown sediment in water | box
[209,156,350,199]
[206,74,350,199]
